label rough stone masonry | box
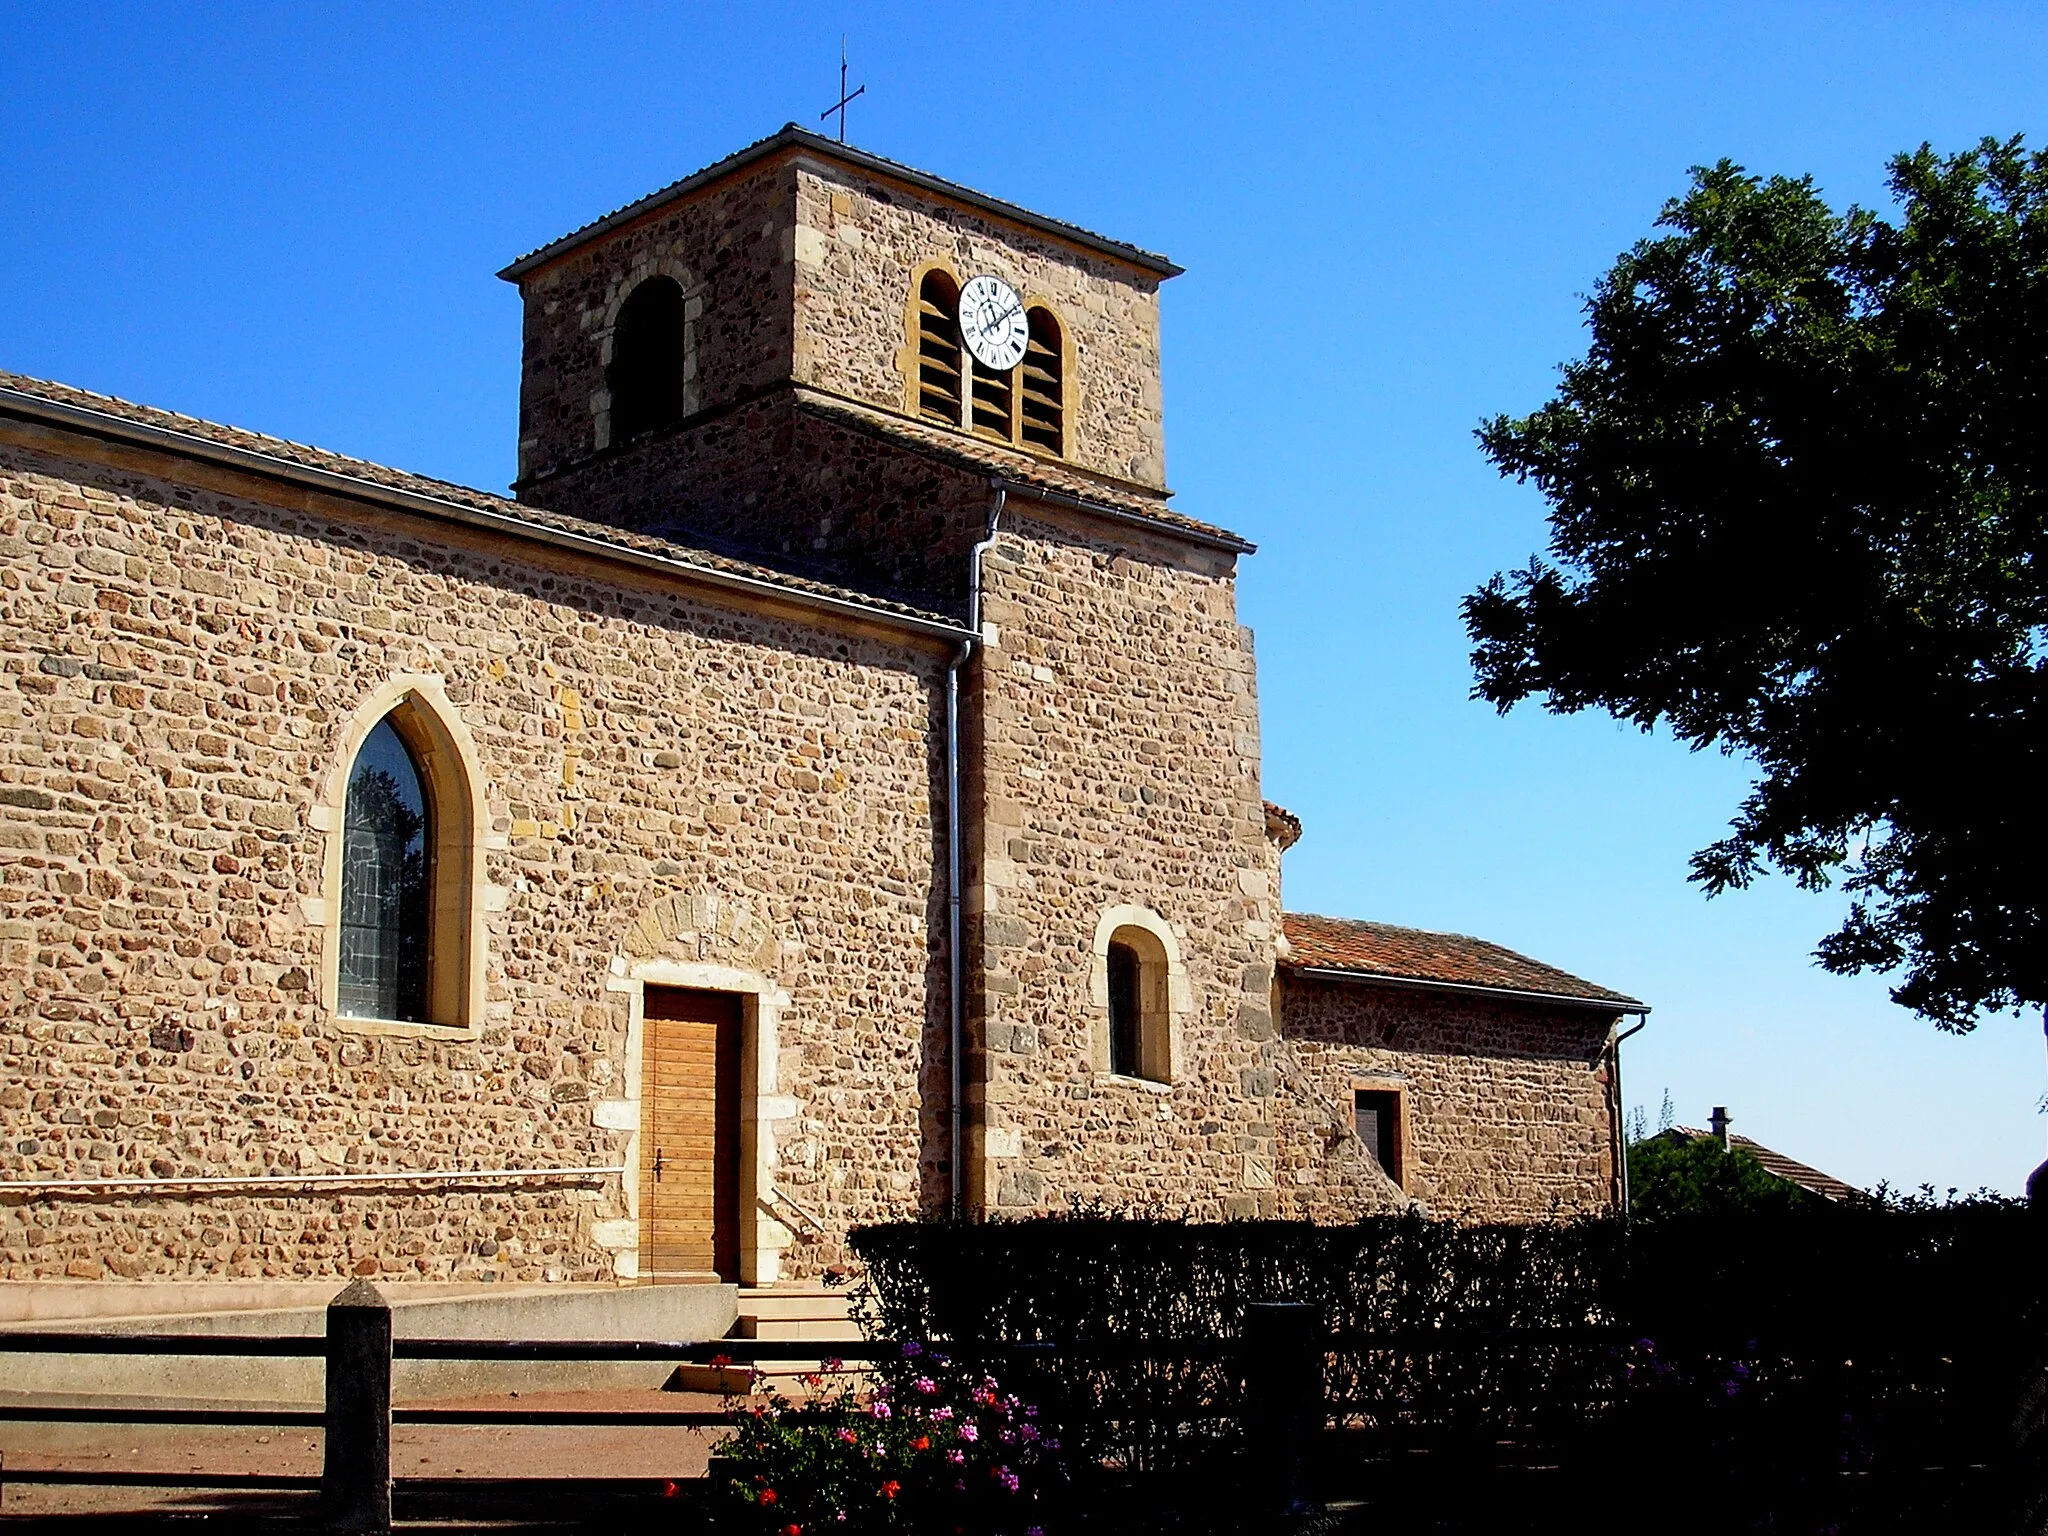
[0,124,1640,1288]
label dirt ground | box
[0,1387,730,1520]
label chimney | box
[1709,1106,1732,1150]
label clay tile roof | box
[1280,912,1643,1010]
[789,390,1254,553]
[1667,1130,1862,1203]
[0,370,962,632]
[1263,800,1302,850]
[499,123,1182,283]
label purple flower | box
[996,1467,1020,1493]
[1020,1424,1039,1443]
[902,1340,924,1358]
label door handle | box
[653,1147,665,1182]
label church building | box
[0,126,1643,1288]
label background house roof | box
[1281,911,1642,1010]
[1664,1128,1863,1203]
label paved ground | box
[0,1387,731,1520]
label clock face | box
[959,275,1029,371]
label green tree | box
[1467,138,2048,1031]
[1627,1136,1809,1220]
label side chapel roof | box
[1280,911,1644,1012]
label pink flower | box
[947,1450,965,1465]
[929,1405,954,1421]
[913,1376,937,1394]
[835,1428,858,1445]
[868,1401,892,1420]
[958,1421,979,1442]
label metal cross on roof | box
[819,37,865,144]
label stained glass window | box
[338,717,432,1022]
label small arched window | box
[1105,925,1171,1082]
[338,717,433,1022]
[915,270,965,426]
[1020,307,1063,455]
[608,276,687,442]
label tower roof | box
[498,123,1184,283]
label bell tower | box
[498,124,1181,614]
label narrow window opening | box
[608,276,687,442]
[1107,940,1143,1078]
[1354,1089,1404,1186]
[916,271,965,426]
[338,717,432,1022]
[1020,307,1063,455]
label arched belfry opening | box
[608,276,688,442]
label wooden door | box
[639,987,742,1280]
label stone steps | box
[665,1285,863,1396]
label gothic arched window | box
[338,717,434,1022]
[1020,306,1064,455]
[915,269,965,426]
[608,276,687,442]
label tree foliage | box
[1467,138,2048,1029]
[1627,1135,1810,1220]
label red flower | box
[881,1479,901,1500]
[759,1488,777,1506]
[661,1480,679,1499]
[912,1435,931,1451]
[782,1527,801,1536]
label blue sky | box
[7,2,2045,1193]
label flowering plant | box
[710,1345,1062,1533]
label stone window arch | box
[1019,305,1064,455]
[1090,905,1191,1085]
[313,677,490,1035]
[902,265,1068,460]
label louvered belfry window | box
[910,273,1067,457]
[338,717,433,1023]
[1020,307,1063,455]
[916,270,965,425]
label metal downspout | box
[947,485,1007,1220]
[1610,1016,1648,1217]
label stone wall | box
[963,500,1404,1223]
[790,160,1168,490]
[521,393,995,617]
[0,435,949,1281]
[1276,972,1619,1222]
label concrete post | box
[322,1279,392,1534]
[1243,1301,1322,1518]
